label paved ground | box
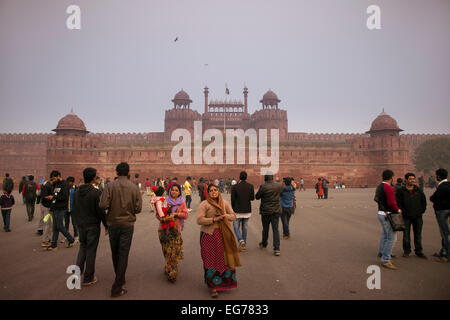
[0,188,449,300]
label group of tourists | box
[2,164,448,298]
[375,168,450,270]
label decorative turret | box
[53,110,89,137]
[366,109,403,137]
[260,90,280,109]
[172,90,192,109]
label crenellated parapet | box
[287,132,365,142]
[0,133,51,142]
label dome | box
[366,109,402,135]
[260,90,280,103]
[53,111,88,134]
[172,90,192,102]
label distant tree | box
[413,138,450,174]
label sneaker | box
[187,209,193,212]
[381,260,397,270]
[415,253,427,259]
[82,277,98,287]
[73,238,79,245]
[238,241,246,252]
[274,250,281,256]
[259,242,267,249]
[45,246,58,251]
[67,241,75,248]
[283,235,290,240]
[403,252,411,258]
[41,241,51,247]
[5,229,11,232]
[60,239,66,243]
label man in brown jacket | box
[99,162,142,298]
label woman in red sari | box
[315,178,324,199]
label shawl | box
[207,193,241,269]
[167,191,185,231]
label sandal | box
[82,277,98,287]
[211,290,219,298]
[111,288,128,298]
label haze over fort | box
[0,0,449,134]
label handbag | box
[385,212,405,231]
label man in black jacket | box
[45,171,75,251]
[430,168,450,263]
[73,167,107,286]
[2,173,14,194]
[396,173,427,258]
[255,172,284,256]
[231,171,255,252]
[24,175,38,221]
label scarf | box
[207,193,241,269]
[167,189,185,230]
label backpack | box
[24,182,36,200]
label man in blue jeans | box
[280,177,295,240]
[255,172,284,256]
[374,169,402,270]
[430,168,450,263]
[231,171,255,252]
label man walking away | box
[45,171,75,251]
[396,173,427,259]
[2,173,14,194]
[231,171,255,252]
[374,170,402,270]
[322,177,329,199]
[23,175,38,221]
[280,177,295,240]
[255,172,284,256]
[184,177,193,212]
[65,177,79,244]
[100,162,142,298]
[429,168,450,263]
[73,167,107,286]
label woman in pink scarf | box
[152,184,188,283]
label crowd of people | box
[1,165,449,298]
[374,168,450,270]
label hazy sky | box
[1,0,449,134]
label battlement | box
[0,133,51,142]
[287,132,365,142]
[90,132,165,143]
[251,109,287,120]
[165,108,202,120]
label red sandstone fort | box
[1,87,448,187]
